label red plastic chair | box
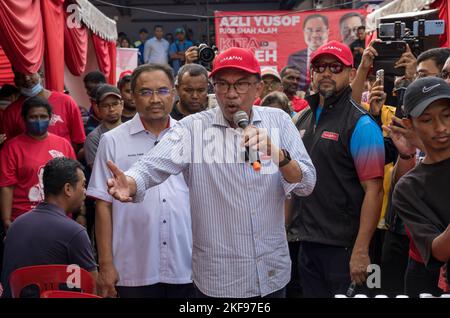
[9,264,96,298]
[41,290,101,298]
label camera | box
[375,19,445,76]
[196,43,218,71]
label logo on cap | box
[220,55,243,63]
[324,45,342,52]
[422,83,441,93]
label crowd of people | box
[0,20,449,299]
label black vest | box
[296,86,368,247]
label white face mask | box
[20,83,43,97]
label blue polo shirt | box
[169,39,193,75]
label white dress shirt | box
[87,114,192,286]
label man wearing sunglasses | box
[293,41,385,297]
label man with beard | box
[171,63,208,120]
[117,72,136,123]
[293,41,385,297]
[280,66,309,114]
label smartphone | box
[376,69,384,86]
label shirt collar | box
[212,106,262,128]
[129,113,175,135]
[35,202,66,216]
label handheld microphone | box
[233,111,261,172]
[346,281,357,297]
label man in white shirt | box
[144,25,170,65]
[87,63,192,298]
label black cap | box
[95,84,121,104]
[139,28,148,34]
[404,77,450,117]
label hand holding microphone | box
[233,111,275,172]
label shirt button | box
[162,199,166,203]
[163,220,167,224]
[163,242,167,245]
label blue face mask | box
[26,119,50,136]
[21,83,43,97]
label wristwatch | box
[278,149,292,168]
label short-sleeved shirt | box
[0,133,76,220]
[87,114,192,287]
[1,202,97,298]
[84,124,111,166]
[393,157,450,269]
[144,37,170,64]
[169,40,193,75]
[316,108,385,182]
[2,92,86,144]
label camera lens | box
[198,44,215,63]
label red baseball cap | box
[310,41,353,67]
[119,70,133,80]
[209,47,261,78]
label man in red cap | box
[290,40,385,297]
[104,47,317,298]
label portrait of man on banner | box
[286,14,329,92]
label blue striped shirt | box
[125,106,316,297]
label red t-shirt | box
[0,133,76,220]
[290,95,309,113]
[2,92,86,144]
[405,226,424,263]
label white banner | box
[116,48,138,82]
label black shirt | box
[393,157,450,270]
[1,202,97,297]
[294,87,368,247]
[170,101,185,121]
[121,114,134,123]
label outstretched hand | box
[106,160,134,202]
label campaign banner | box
[116,47,138,80]
[215,9,367,90]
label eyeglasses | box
[311,62,345,74]
[98,100,122,109]
[440,70,450,80]
[138,88,173,97]
[213,81,258,94]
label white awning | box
[76,0,117,42]
[366,0,437,32]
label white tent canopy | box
[366,0,437,32]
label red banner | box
[215,9,367,91]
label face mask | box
[26,119,49,136]
[21,83,43,97]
